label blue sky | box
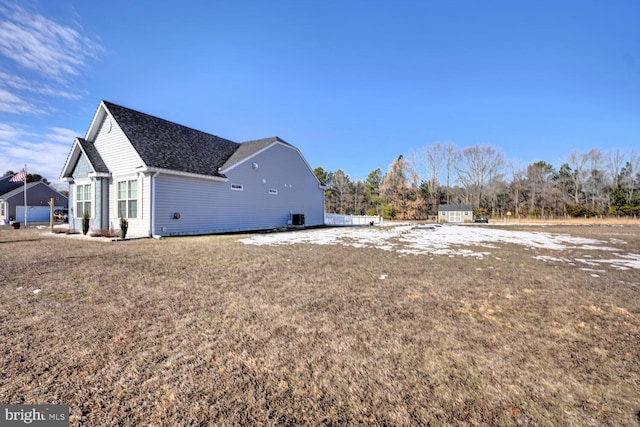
[0,0,638,185]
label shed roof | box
[0,181,65,200]
[438,204,474,212]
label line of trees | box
[315,144,640,220]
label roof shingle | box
[221,137,290,170]
[77,138,109,174]
[103,101,240,177]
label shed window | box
[75,184,92,218]
[117,180,138,218]
[231,184,243,191]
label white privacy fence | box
[324,213,383,226]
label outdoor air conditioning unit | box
[291,214,305,226]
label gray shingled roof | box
[103,101,240,177]
[1,181,39,199]
[438,204,473,212]
[77,138,109,174]
[221,137,290,170]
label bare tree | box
[526,161,557,217]
[509,161,526,218]
[566,150,589,205]
[584,148,606,212]
[352,180,365,214]
[456,145,505,208]
[411,142,445,214]
[443,142,458,204]
[607,149,626,188]
[414,142,444,195]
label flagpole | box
[23,164,27,227]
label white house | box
[60,101,325,238]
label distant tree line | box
[315,144,640,220]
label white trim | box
[116,178,140,219]
[88,172,110,178]
[85,102,108,141]
[135,166,228,182]
[150,170,160,237]
[73,180,95,218]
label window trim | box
[117,178,139,219]
[74,182,94,218]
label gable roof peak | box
[101,101,240,177]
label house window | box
[117,180,138,218]
[269,188,278,195]
[0,202,4,217]
[231,184,243,191]
[76,184,92,217]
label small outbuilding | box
[438,204,474,223]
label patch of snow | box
[532,255,573,264]
[33,289,41,294]
[239,224,639,270]
[576,253,640,271]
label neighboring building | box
[438,204,474,223]
[0,181,68,223]
[60,101,325,238]
[0,174,23,196]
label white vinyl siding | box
[93,115,144,176]
[152,143,324,236]
[110,175,149,237]
[90,114,150,237]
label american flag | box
[10,169,26,182]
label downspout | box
[150,170,161,239]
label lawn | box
[0,224,639,426]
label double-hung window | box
[117,180,138,218]
[76,184,92,218]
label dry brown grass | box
[0,225,639,426]
[492,216,640,226]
